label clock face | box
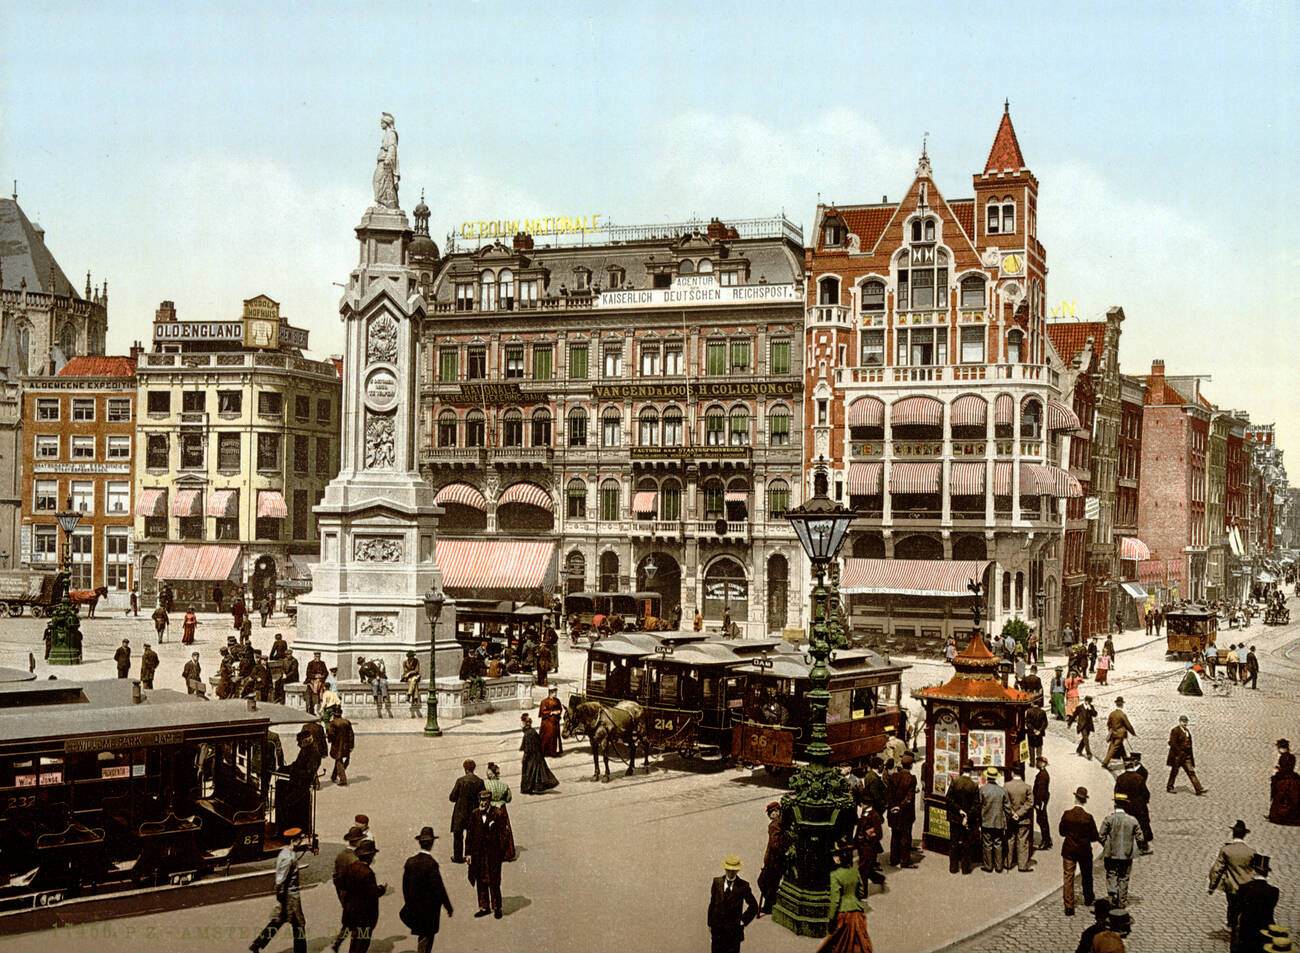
[1000,253,1024,276]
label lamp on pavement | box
[423,587,446,737]
[48,497,85,665]
[1034,587,1046,663]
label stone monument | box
[295,113,458,680]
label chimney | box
[155,300,177,323]
[512,231,534,251]
[706,218,729,241]
[132,680,143,704]
[1150,359,1165,379]
[129,340,144,364]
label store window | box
[218,433,241,470]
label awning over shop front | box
[1020,463,1084,498]
[257,491,289,519]
[171,488,203,517]
[1047,398,1084,432]
[891,396,943,428]
[840,558,991,597]
[1228,527,1244,558]
[434,482,487,512]
[995,394,1015,427]
[724,491,748,503]
[498,482,553,512]
[436,538,557,600]
[207,489,239,518]
[1119,537,1151,562]
[993,461,1013,496]
[157,544,242,582]
[848,462,882,495]
[950,462,986,496]
[950,394,988,429]
[288,554,319,581]
[135,487,167,517]
[1120,582,1148,600]
[632,490,658,514]
[890,462,941,494]
[847,396,884,428]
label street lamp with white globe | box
[422,587,446,737]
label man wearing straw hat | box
[707,853,757,953]
[250,828,312,953]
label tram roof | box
[590,631,708,657]
[736,648,909,681]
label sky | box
[2,1,1297,451]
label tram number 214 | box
[652,718,676,732]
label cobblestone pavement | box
[951,594,1300,953]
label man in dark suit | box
[401,826,453,953]
[945,760,981,874]
[1245,646,1259,690]
[886,753,918,867]
[1233,854,1278,953]
[466,790,506,919]
[1115,755,1154,852]
[1059,786,1100,916]
[707,854,758,953]
[1167,715,1207,795]
[338,839,387,953]
[448,759,485,864]
[1032,756,1052,850]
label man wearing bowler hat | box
[466,789,506,919]
[1208,820,1256,943]
[401,826,453,953]
[1058,786,1100,915]
[338,838,387,953]
[706,854,758,953]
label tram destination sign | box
[593,380,798,401]
[66,730,184,753]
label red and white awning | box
[1020,463,1084,498]
[890,462,941,494]
[950,394,988,429]
[206,489,239,518]
[157,544,241,582]
[950,462,986,496]
[1119,537,1151,562]
[891,396,943,428]
[435,538,557,595]
[724,490,749,503]
[171,488,203,517]
[847,396,885,428]
[993,461,1013,496]
[632,490,658,514]
[1048,398,1084,432]
[995,394,1015,427]
[135,488,167,517]
[840,558,991,597]
[257,490,289,518]
[498,482,553,512]
[434,482,487,512]
[847,462,882,495]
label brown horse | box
[69,586,110,618]
[563,700,650,782]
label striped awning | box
[840,558,991,597]
[950,462,986,496]
[498,482,553,512]
[847,396,885,428]
[993,461,1013,496]
[891,396,943,428]
[1119,537,1151,562]
[435,482,487,512]
[1048,398,1084,432]
[950,394,988,429]
[847,462,883,495]
[725,491,749,503]
[257,490,288,518]
[632,490,658,514]
[206,489,239,518]
[156,544,241,582]
[135,487,167,517]
[995,394,1015,427]
[435,538,557,596]
[1228,527,1244,558]
[1020,463,1084,498]
[171,488,203,517]
[890,462,941,494]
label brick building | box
[20,356,137,604]
[1114,373,1147,620]
[417,204,808,634]
[802,106,1084,650]
[1224,416,1250,600]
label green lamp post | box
[47,498,85,666]
[772,460,856,938]
[423,586,446,737]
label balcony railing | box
[812,305,850,325]
[420,447,486,466]
[488,447,553,465]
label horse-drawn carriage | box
[1264,602,1291,626]
[1165,606,1218,659]
[564,591,670,638]
[0,571,62,618]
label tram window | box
[878,684,897,707]
[590,660,608,692]
[827,690,852,724]
[6,758,36,788]
[850,687,877,717]
[659,672,679,706]
[628,667,645,697]
[725,677,744,708]
[702,677,717,704]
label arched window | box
[1021,398,1043,439]
[703,478,724,518]
[497,269,514,311]
[987,200,1002,235]
[703,557,747,622]
[567,408,588,447]
[15,320,31,375]
[531,408,552,447]
[502,408,524,447]
[678,259,695,275]
[726,479,750,518]
[987,199,1016,235]
[1006,331,1023,364]
[1002,570,1012,608]
[565,550,586,593]
[479,270,497,311]
[601,407,622,447]
[634,478,659,520]
[599,479,621,522]
[599,550,620,592]
[960,275,986,309]
[924,219,935,241]
[662,407,684,446]
[566,478,587,519]
[1001,201,1015,234]
[638,408,660,446]
[767,405,791,447]
[728,405,750,446]
[704,405,726,446]
[437,410,458,448]
[57,322,77,359]
[767,479,790,518]
[660,478,682,521]
[697,259,713,274]
[1015,571,1025,611]
[859,279,885,313]
[466,409,486,447]
[897,243,947,311]
[767,554,789,629]
[818,276,840,305]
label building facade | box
[802,106,1083,649]
[1114,374,1147,617]
[20,356,137,604]
[417,205,808,635]
[133,297,342,609]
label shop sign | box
[458,382,524,404]
[630,446,751,462]
[594,380,798,401]
[32,462,131,474]
[596,275,801,309]
[460,213,604,240]
[154,322,244,343]
[66,730,184,754]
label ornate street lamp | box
[1034,587,1046,663]
[423,586,446,737]
[773,461,856,938]
[48,498,85,665]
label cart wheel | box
[31,606,46,618]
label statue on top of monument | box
[373,112,400,209]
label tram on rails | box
[0,676,315,913]
[1164,606,1218,659]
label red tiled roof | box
[1144,375,1191,406]
[1046,322,1105,363]
[984,107,1027,173]
[55,355,136,378]
[949,200,974,240]
[841,206,896,251]
[915,675,1034,704]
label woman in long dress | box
[538,687,564,757]
[816,845,874,953]
[1270,744,1300,826]
[182,607,199,645]
[484,762,517,861]
[1064,673,1084,720]
[372,113,399,208]
[519,714,559,794]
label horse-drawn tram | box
[1164,606,1218,659]
[730,649,910,771]
[0,677,314,913]
[575,631,709,707]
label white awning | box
[257,490,288,518]
[632,490,658,514]
[1120,582,1148,600]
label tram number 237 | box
[168,871,197,886]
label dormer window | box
[822,222,846,246]
[910,217,936,243]
[697,259,713,274]
[498,269,514,311]
[574,268,591,291]
[479,270,497,311]
[608,267,625,289]
[987,199,1016,235]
